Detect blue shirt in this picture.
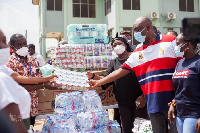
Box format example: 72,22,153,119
172,54,200,118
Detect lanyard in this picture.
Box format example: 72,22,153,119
16,58,32,75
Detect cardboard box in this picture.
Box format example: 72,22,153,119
93,70,117,106
95,86,117,106
38,90,70,103
93,70,106,76
37,89,54,102
38,101,55,115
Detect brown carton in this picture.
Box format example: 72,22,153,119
38,101,54,115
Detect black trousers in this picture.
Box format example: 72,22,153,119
30,116,36,126
117,105,148,133
113,108,121,127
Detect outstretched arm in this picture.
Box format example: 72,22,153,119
87,72,104,80
11,72,57,84
21,82,58,92
88,68,130,89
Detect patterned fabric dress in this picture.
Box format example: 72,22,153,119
7,53,42,117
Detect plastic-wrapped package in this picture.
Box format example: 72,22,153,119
86,44,93,56
100,44,107,56
132,118,153,133
67,24,108,44
108,120,121,133
82,91,103,112
77,111,109,131
101,56,108,68
42,91,121,133
93,56,101,69
93,44,100,56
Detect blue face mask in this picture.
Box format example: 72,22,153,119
134,27,146,43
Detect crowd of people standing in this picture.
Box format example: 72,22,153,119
0,16,200,133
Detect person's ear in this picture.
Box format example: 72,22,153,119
187,42,193,50
146,25,150,31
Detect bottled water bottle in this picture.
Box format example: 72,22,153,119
108,120,121,133
83,91,103,112
55,91,84,114
43,91,112,133
77,111,109,131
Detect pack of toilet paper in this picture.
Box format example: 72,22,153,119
67,24,109,44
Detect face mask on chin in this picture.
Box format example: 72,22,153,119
134,27,147,43
15,47,29,57
114,45,126,55
0,47,10,65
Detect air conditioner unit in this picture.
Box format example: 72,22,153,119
150,12,159,19
166,12,176,21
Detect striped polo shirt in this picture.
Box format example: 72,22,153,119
121,34,179,114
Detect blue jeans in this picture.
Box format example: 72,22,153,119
176,117,198,133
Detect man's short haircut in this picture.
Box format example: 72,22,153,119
166,30,178,37
10,34,24,46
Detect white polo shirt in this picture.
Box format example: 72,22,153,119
0,65,14,76
0,71,31,119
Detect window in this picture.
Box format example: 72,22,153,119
108,29,112,43
47,0,54,10
47,0,62,11
105,0,111,16
55,0,62,11
73,0,96,18
123,0,140,10
167,28,173,31
179,0,194,12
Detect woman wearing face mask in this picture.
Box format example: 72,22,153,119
168,33,200,133
87,33,147,133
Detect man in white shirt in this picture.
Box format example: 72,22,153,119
28,44,45,67
0,71,30,133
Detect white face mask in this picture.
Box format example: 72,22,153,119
174,43,188,57
0,47,10,65
16,47,28,57
114,45,126,55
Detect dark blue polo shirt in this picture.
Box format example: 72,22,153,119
172,54,200,118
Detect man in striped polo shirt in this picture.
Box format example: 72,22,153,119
88,16,178,133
